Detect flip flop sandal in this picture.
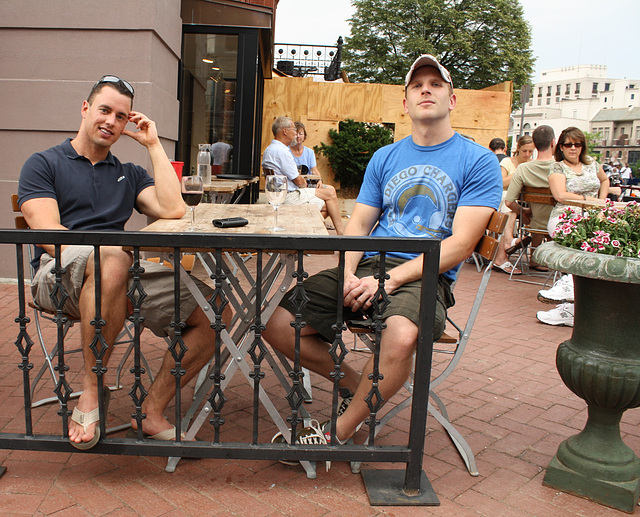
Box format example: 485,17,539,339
69,389,111,450
125,425,187,441
493,261,522,275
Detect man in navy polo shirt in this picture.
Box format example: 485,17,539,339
18,76,227,449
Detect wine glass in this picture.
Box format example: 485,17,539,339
265,175,287,232
181,176,204,231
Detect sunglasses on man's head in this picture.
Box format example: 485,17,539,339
562,142,583,148
96,75,135,97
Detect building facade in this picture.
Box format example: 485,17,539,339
0,0,277,278
591,107,640,164
510,65,640,159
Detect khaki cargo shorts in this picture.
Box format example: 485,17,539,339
283,188,325,210
32,245,212,337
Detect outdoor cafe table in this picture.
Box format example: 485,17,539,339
139,203,329,475
564,198,630,211
204,176,259,204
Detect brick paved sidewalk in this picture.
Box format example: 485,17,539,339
0,258,636,516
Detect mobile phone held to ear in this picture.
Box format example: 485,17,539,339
212,217,249,228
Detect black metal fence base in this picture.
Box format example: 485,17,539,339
362,469,440,506
0,466,6,479
1,229,442,506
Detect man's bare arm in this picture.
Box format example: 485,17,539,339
20,198,67,256
292,174,307,188
124,111,185,220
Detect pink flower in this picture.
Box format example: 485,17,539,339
612,240,621,248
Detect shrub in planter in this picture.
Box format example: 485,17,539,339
314,119,393,192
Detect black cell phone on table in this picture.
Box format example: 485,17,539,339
212,217,248,228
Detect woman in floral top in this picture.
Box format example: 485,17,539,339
537,127,609,328
547,127,609,236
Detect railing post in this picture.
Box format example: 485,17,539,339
361,245,441,506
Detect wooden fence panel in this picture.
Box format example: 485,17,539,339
262,76,512,190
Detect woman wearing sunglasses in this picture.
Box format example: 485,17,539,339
546,126,609,235
536,126,609,327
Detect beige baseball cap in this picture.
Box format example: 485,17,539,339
404,54,453,88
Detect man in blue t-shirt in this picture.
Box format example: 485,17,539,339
264,55,502,445
18,76,228,449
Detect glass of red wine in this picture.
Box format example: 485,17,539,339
181,176,204,231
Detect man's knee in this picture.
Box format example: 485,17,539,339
86,247,133,286
382,316,418,359
263,307,294,351
185,303,231,330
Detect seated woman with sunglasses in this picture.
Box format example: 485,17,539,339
546,126,609,235
536,127,609,327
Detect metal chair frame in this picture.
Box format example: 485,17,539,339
509,186,558,286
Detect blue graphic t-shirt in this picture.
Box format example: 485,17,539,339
357,133,502,281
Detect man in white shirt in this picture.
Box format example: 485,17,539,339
262,116,325,210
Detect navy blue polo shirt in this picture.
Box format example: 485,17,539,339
18,138,155,269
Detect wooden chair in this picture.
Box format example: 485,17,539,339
509,186,557,285
146,254,195,272
11,194,153,411
348,210,508,476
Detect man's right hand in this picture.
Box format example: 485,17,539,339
343,273,380,312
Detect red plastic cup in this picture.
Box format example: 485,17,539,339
170,161,184,181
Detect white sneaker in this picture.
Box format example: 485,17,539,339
538,274,574,304
536,303,574,327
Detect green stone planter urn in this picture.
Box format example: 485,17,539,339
534,241,640,513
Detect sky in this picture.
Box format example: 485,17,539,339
274,0,640,82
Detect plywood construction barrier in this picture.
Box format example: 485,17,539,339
262,75,512,190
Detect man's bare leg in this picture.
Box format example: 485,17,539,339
314,186,345,235
132,305,231,436
263,306,361,396
334,315,418,442
68,247,132,445
265,310,417,442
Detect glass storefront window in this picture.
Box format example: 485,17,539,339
180,33,239,176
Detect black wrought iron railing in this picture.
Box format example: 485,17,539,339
0,228,440,505
274,37,343,80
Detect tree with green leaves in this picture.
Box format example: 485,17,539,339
585,131,602,162
344,0,534,99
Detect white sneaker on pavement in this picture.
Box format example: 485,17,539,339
536,303,574,327
538,274,574,304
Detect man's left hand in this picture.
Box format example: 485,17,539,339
122,111,160,148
